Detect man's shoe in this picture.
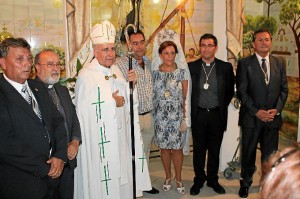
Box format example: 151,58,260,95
190,183,203,196
144,187,159,194
207,182,225,194
239,179,252,198
238,186,249,198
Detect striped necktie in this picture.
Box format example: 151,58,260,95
261,58,268,81
21,85,42,120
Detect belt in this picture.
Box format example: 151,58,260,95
139,111,151,115
198,106,219,112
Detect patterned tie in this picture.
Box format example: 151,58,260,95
21,85,42,120
261,58,268,81
21,84,32,105
48,86,59,110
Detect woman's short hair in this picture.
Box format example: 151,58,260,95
158,40,178,54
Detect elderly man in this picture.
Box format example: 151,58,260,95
35,49,81,199
74,20,151,199
0,38,67,199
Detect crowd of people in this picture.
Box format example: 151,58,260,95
0,19,292,199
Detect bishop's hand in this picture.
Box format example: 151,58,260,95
112,90,125,107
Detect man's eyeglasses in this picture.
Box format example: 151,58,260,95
200,44,215,49
99,47,116,53
38,63,63,69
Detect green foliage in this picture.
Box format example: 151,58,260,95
59,58,83,92
243,15,278,52
279,0,300,25
243,30,254,49
244,15,277,35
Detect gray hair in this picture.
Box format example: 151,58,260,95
0,38,31,58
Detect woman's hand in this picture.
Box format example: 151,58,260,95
179,118,188,132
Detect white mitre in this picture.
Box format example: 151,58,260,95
90,20,116,44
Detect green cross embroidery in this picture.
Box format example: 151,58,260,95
138,145,146,173
98,125,110,159
101,163,111,195
92,87,104,119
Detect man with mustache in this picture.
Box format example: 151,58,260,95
35,49,81,199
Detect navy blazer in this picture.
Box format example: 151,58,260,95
0,77,67,177
236,54,288,128
188,58,235,131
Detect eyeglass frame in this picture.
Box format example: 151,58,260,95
37,62,63,70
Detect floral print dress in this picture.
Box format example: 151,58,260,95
152,68,188,149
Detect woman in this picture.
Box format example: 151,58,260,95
152,40,189,194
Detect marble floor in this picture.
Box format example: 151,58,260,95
142,147,261,199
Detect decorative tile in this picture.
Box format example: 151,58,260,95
44,34,61,47
14,19,30,35
45,20,60,34
13,0,28,6
30,34,46,49
13,5,29,20
59,34,66,48
28,0,43,6
0,0,13,5
0,5,13,21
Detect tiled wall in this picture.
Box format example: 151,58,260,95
0,0,65,54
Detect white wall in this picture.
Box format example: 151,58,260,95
213,1,241,171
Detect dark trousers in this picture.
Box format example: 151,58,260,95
192,107,224,185
240,124,279,182
48,165,75,199
0,164,49,199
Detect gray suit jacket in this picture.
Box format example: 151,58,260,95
236,54,288,128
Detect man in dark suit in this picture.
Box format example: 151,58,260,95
35,49,81,199
0,38,67,199
189,33,234,196
236,29,288,198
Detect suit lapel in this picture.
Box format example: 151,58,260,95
28,80,46,122
54,84,69,121
193,59,202,94
0,78,40,122
250,55,268,88
267,55,278,91
215,59,223,106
